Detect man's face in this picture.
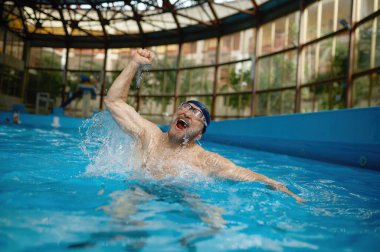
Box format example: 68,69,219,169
168,103,205,145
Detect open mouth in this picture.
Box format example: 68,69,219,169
176,118,189,130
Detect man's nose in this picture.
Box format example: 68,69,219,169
184,109,193,117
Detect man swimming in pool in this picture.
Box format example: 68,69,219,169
105,48,304,203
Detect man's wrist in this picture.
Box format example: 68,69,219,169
130,61,140,68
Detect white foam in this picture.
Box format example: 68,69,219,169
79,111,216,187
79,111,139,178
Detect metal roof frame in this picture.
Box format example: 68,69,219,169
1,0,317,48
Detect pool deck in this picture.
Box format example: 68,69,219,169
1,107,379,171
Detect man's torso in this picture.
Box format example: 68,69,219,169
139,132,210,179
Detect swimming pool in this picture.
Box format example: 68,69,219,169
1,112,379,251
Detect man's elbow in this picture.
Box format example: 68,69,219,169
104,96,119,108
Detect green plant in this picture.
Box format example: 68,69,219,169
221,68,251,112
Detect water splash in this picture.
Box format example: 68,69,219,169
79,111,213,185
195,139,202,146
79,111,139,178
182,128,190,145
135,64,151,89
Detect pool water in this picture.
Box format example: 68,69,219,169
0,113,379,252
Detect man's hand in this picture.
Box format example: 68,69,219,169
295,196,306,204
272,183,306,204
132,48,154,65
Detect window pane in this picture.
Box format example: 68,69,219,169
330,82,346,109
259,12,299,55
353,73,380,107
0,66,23,98
180,38,217,67
352,75,370,107
255,90,295,116
304,0,351,42
321,0,335,37
288,12,300,47
301,85,329,112
178,67,214,95
141,70,176,95
305,1,319,42
257,57,271,90
375,17,380,67
29,47,65,69
217,61,252,93
26,69,63,107
272,50,297,88
243,29,256,59
140,96,174,116
219,29,256,63
0,28,4,53
355,17,380,72
4,32,23,60
220,32,243,63
260,22,273,55
357,0,378,21
300,82,346,112
303,35,349,83
317,38,333,77
355,19,373,72
68,48,104,71
274,16,287,51
337,0,352,30
148,44,178,69
106,48,133,71
372,73,380,106
257,50,297,90
215,94,251,117
180,41,197,67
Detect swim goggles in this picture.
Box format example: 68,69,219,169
178,102,208,127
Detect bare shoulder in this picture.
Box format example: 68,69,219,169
140,124,166,148
140,117,163,135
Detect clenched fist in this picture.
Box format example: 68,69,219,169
132,48,154,65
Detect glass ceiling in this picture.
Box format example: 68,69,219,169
1,0,271,47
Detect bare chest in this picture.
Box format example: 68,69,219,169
142,141,203,178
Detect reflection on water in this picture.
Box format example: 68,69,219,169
65,180,227,251
100,183,226,228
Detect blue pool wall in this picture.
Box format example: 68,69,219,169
0,112,83,129
202,107,380,171
1,107,379,171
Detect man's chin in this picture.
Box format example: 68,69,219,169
168,131,185,145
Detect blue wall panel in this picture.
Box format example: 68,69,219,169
202,107,380,171
0,112,83,129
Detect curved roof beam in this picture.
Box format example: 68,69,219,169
163,0,183,38
15,3,29,36
91,1,107,38
128,2,145,45
49,0,69,38
207,0,219,25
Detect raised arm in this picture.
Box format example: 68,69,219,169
203,151,305,203
104,49,161,140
